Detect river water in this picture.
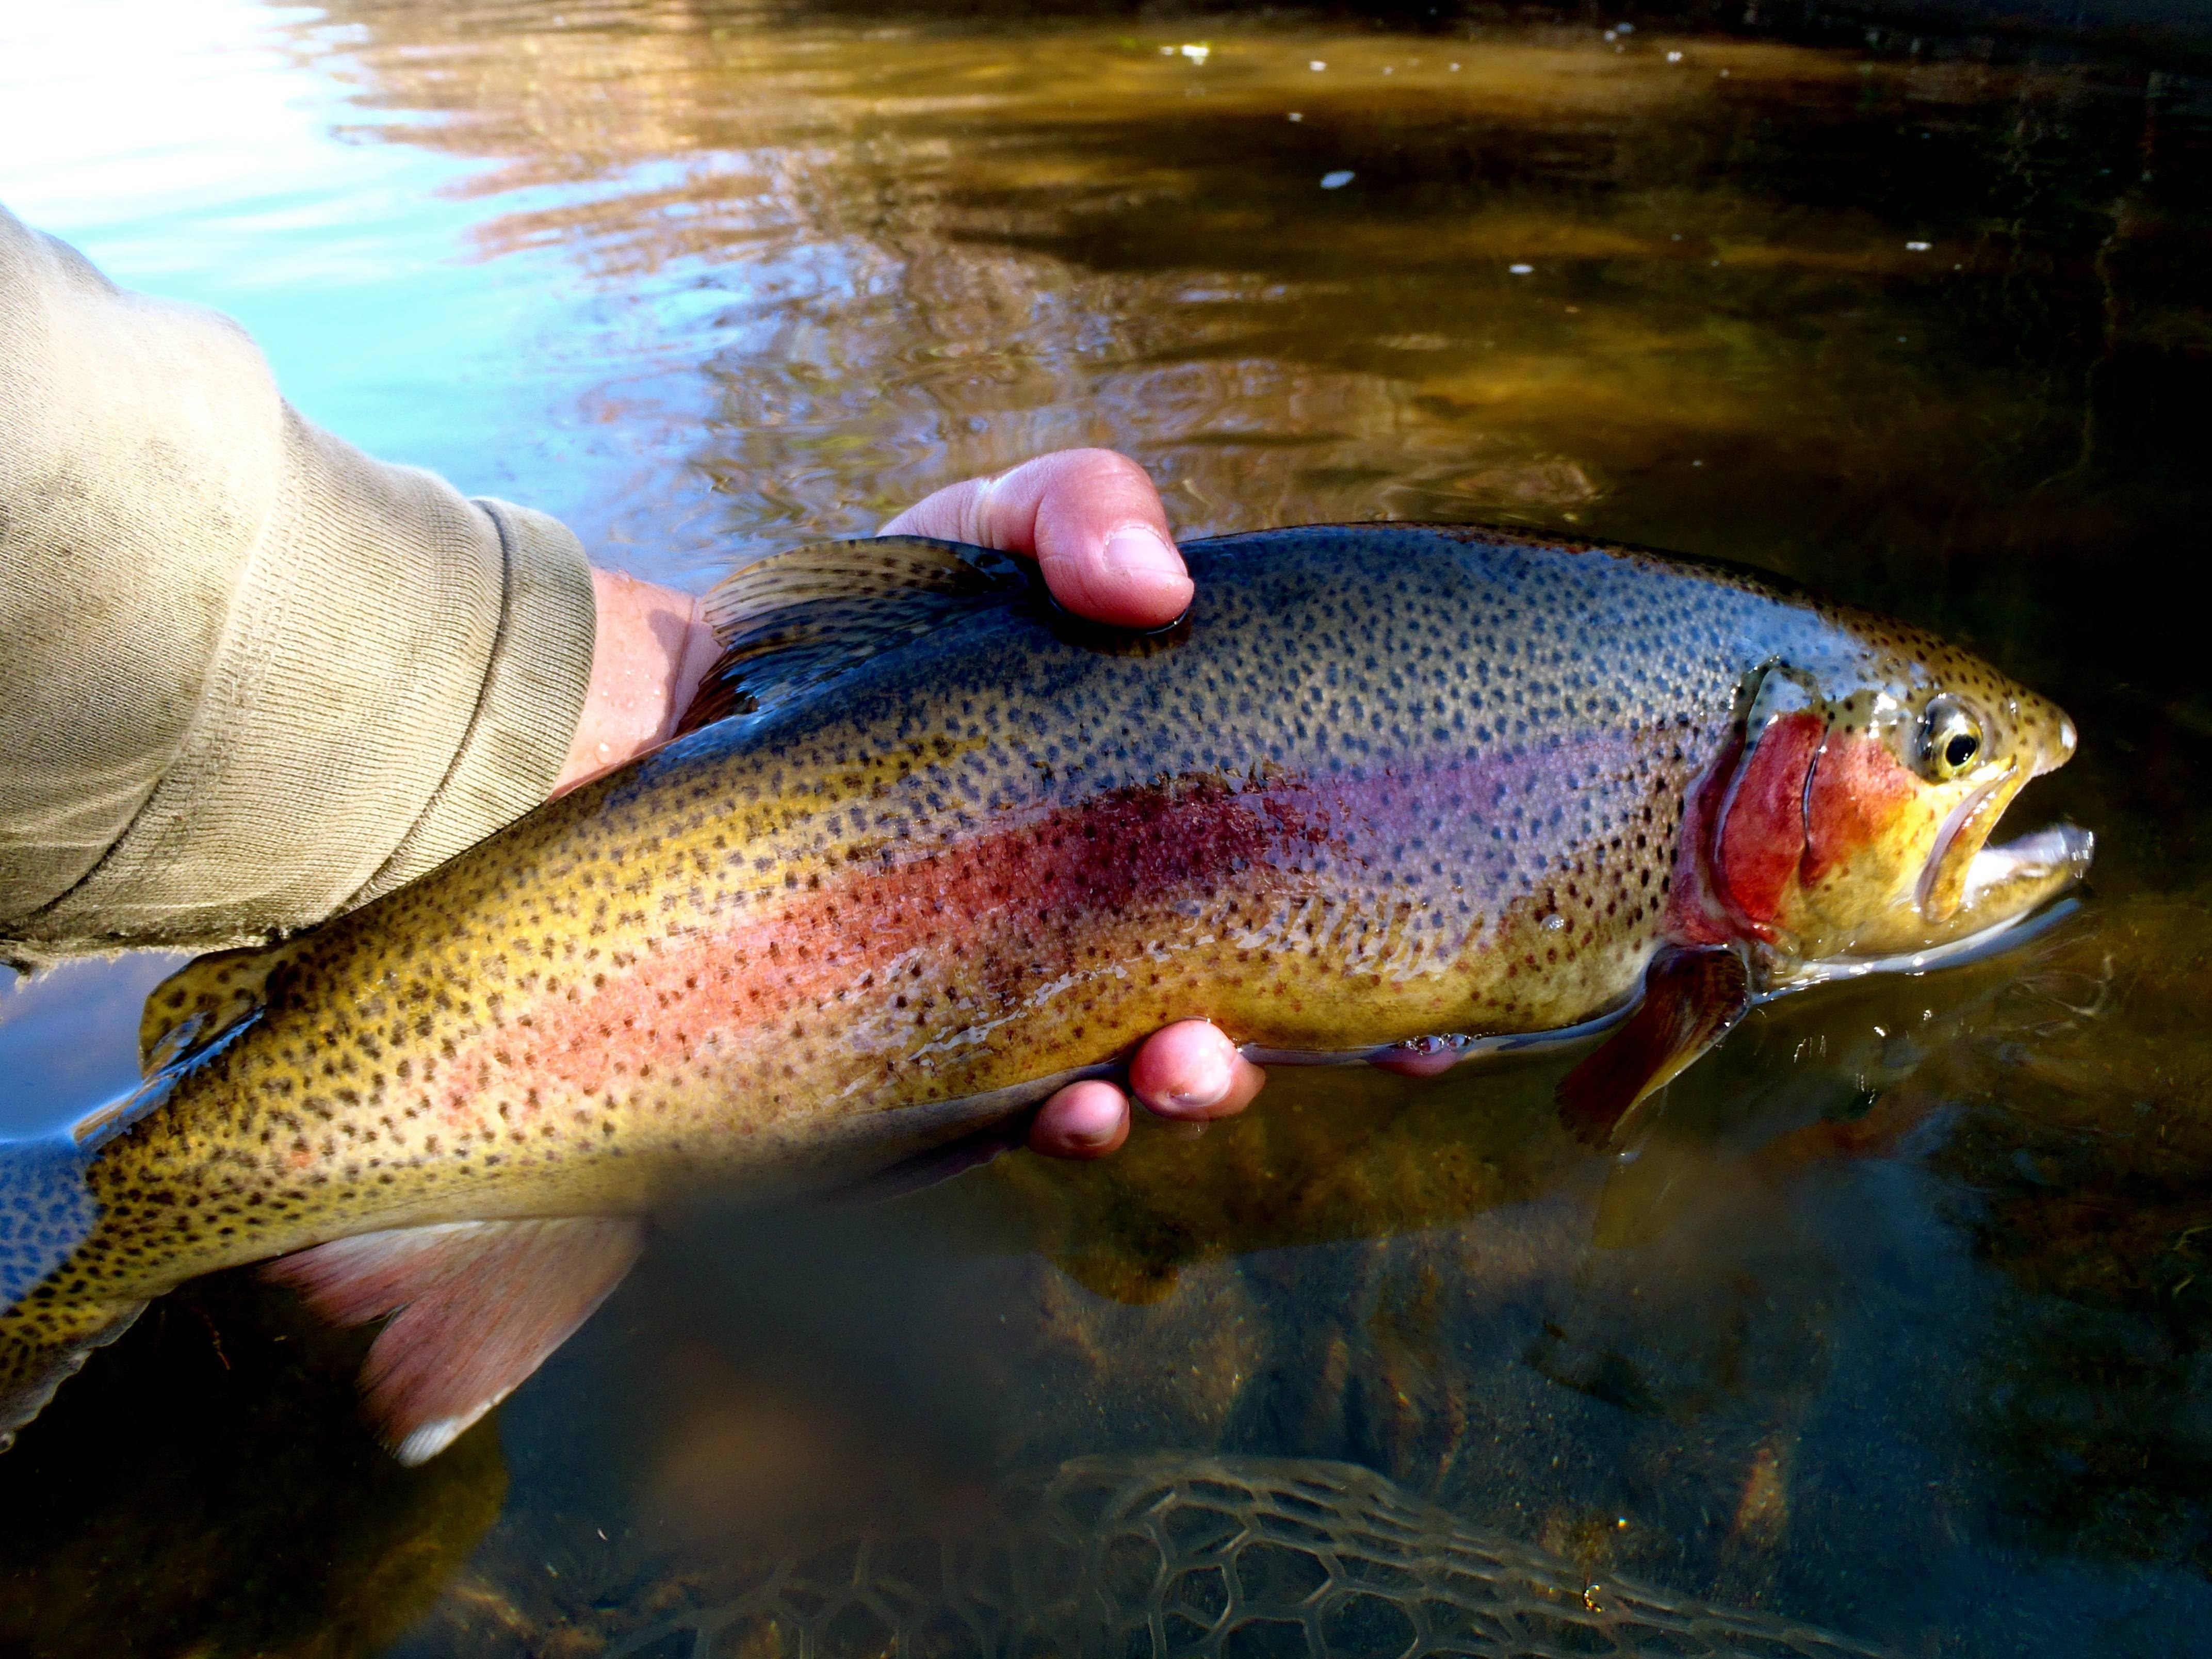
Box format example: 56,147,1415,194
3,2,2210,1654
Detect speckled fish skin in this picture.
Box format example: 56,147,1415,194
1,525,2082,1434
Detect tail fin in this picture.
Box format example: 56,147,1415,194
0,1139,142,1452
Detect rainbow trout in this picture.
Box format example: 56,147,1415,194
0,526,2089,1459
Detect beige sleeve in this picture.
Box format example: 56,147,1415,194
0,205,596,970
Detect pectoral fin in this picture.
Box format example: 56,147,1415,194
266,1216,645,1465
1556,947,1752,1145
138,937,312,1076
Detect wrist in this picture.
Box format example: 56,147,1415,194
552,568,718,796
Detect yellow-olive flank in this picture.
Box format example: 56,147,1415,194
1,527,2090,1459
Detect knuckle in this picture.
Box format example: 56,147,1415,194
1043,446,1145,496
959,475,1004,545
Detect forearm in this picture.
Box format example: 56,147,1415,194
1,204,597,968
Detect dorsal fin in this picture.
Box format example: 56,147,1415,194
674,535,1029,736
136,937,312,1078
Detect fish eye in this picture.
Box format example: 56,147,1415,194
1922,695,1985,778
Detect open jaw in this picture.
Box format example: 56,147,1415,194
1919,729,2094,933
1956,820,2094,916
1916,769,2015,921
1799,761,2093,986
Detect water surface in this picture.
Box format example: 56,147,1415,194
3,2,2210,1654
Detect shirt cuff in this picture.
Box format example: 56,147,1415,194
351,499,596,906
10,415,595,959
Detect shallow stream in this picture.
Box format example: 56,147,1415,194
4,2,2211,1653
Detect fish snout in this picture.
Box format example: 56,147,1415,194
2015,691,2078,780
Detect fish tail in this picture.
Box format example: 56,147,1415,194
0,1140,142,1452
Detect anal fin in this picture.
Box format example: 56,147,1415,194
265,1216,644,1465
833,1116,1032,1206
1556,947,1752,1145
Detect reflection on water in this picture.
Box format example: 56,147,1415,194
0,952,185,1138
1905,903,2212,1576
310,2,2207,603
4,1,2212,1655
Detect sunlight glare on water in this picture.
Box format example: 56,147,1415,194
0,0,684,531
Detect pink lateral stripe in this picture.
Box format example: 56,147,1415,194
442,734,1674,1116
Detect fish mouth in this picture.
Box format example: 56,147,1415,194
1916,746,2092,938
1916,769,2012,921
1781,800,2091,990
1958,821,2095,909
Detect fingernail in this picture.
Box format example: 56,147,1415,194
1101,525,1183,582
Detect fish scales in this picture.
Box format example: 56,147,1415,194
87,532,1781,1212
1,525,2087,1454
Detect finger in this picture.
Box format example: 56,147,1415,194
1127,1019,1268,1121
882,448,1191,629
1368,1045,1463,1079
1028,1079,1131,1159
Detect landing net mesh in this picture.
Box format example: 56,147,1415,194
603,1453,1893,1659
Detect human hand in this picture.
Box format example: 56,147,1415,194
555,451,1195,795
554,448,1264,1156
552,568,722,797
877,446,1191,627
886,451,1264,1157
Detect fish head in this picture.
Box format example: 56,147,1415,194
1696,622,2092,974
